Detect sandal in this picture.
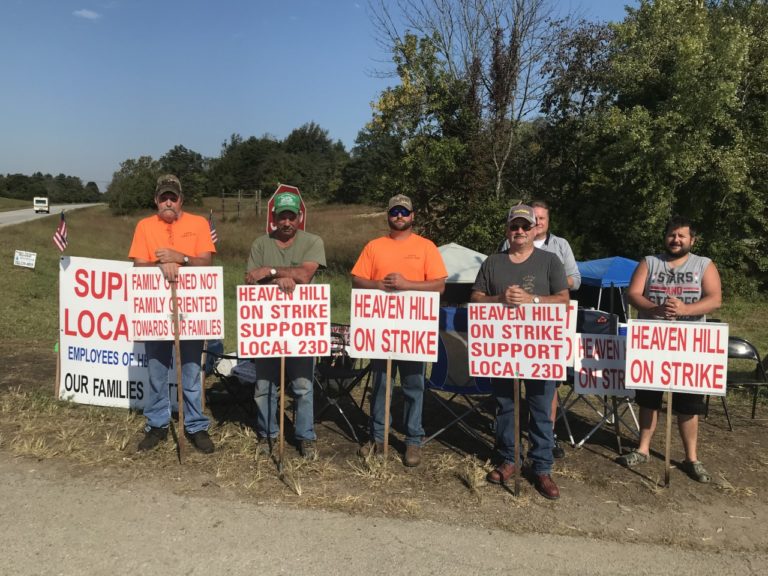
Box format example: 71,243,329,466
617,449,650,468
681,460,711,483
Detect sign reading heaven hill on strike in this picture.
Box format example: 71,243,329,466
574,334,634,398
625,319,729,396
468,303,568,380
237,284,331,358
348,289,440,362
128,267,224,341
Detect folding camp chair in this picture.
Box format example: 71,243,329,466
204,350,258,422
314,323,371,442
706,336,768,430
423,307,494,450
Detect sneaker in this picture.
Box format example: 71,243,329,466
137,427,167,452
486,461,517,485
357,440,383,458
187,430,215,454
552,439,565,460
403,444,422,467
617,449,650,468
298,440,318,461
534,473,560,500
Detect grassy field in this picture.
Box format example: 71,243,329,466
0,197,31,212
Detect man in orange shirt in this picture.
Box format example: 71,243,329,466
351,194,447,466
129,174,216,454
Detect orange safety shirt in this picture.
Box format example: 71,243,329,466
351,233,447,281
128,212,216,262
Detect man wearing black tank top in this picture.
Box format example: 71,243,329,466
619,216,722,483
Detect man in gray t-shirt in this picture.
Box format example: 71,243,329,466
245,192,326,460
471,204,569,500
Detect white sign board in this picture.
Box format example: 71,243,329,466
625,319,729,396
14,250,37,269
237,284,331,358
467,303,568,380
573,334,634,398
348,289,440,362
128,267,224,341
59,257,148,408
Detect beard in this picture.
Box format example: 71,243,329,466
158,207,179,223
388,219,413,231
665,243,691,258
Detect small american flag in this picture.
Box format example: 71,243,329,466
53,211,68,252
208,210,218,244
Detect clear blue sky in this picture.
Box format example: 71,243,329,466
0,1,634,191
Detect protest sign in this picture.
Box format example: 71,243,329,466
574,334,634,398
348,289,440,362
237,284,331,358
128,267,224,341
59,257,148,408
467,303,568,380
625,319,729,396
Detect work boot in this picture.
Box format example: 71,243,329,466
187,430,215,454
403,444,422,467
299,440,318,461
357,440,383,458
137,427,168,452
552,439,565,460
534,473,560,500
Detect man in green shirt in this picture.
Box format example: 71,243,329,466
245,192,326,459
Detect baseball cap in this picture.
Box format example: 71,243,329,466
155,174,182,198
388,194,413,211
273,192,301,214
507,203,536,225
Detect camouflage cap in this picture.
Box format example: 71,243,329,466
155,174,182,198
388,194,413,211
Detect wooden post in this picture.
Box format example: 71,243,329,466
383,359,393,458
513,378,521,497
200,341,207,413
278,356,286,475
170,282,185,463
664,391,673,486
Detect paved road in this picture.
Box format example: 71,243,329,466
0,203,100,229
1,454,764,576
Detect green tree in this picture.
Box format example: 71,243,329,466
107,156,160,215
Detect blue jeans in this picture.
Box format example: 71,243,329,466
369,360,425,446
253,357,315,441
492,379,555,475
143,340,209,434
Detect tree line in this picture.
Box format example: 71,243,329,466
0,173,101,203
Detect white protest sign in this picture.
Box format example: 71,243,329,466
467,303,568,380
14,250,37,269
128,267,224,341
573,333,634,398
59,256,149,408
625,319,729,396
237,284,331,358
348,289,440,362
565,299,578,366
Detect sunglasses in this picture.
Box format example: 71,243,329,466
389,207,412,217
508,223,532,232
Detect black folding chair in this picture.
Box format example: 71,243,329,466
204,350,258,422
707,336,768,429
314,323,371,442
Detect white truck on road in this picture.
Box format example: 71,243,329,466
33,197,50,214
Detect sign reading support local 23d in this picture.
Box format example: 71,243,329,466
266,183,306,234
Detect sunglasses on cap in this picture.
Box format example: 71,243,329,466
508,222,532,232
388,207,412,217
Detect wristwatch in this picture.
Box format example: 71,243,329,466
269,268,278,278
532,296,540,304
182,255,190,266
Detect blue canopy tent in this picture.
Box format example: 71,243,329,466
576,257,639,322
